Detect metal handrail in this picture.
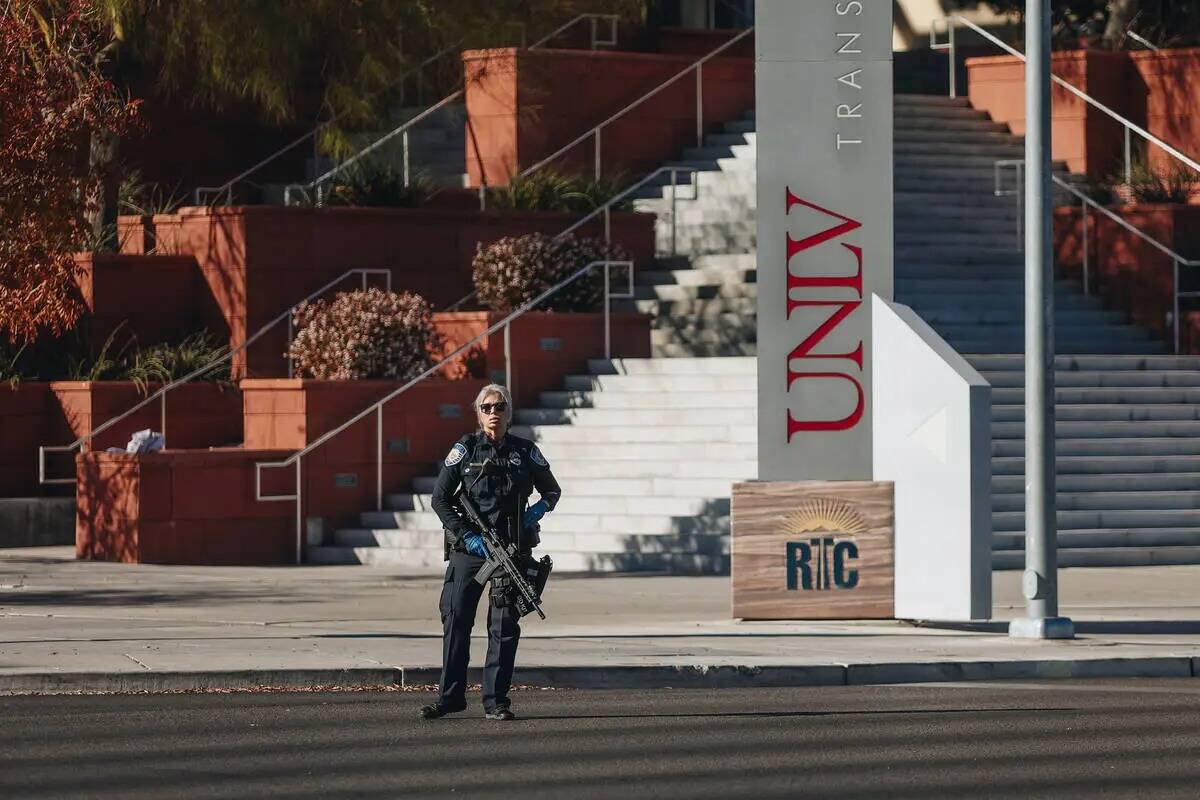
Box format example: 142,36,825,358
255,258,635,564
994,159,1200,354
38,268,392,485
194,45,460,207
284,13,624,207
442,164,700,313
931,14,1200,183
510,26,754,191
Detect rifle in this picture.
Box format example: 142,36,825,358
457,462,550,620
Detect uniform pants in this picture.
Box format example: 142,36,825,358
437,551,521,712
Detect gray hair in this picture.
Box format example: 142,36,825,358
474,383,513,413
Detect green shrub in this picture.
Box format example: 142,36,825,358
325,162,431,208
2,322,230,392
472,233,629,313
287,288,443,380
123,330,231,391
1116,159,1199,204
488,170,632,214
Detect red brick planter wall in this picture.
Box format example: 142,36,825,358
967,50,1135,179
0,384,53,497
653,27,754,58
76,449,295,564
1054,204,1200,348
74,253,202,351
433,310,653,408
140,206,654,378
464,47,753,186
241,378,487,528
1129,49,1200,174
49,382,243,453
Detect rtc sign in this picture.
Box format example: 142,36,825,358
731,480,894,620
755,0,894,481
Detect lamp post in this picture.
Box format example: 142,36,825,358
1010,0,1074,640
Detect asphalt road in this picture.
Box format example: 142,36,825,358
3,680,1200,799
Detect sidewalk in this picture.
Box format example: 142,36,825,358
2,547,1199,693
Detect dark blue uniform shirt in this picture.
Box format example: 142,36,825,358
431,431,561,555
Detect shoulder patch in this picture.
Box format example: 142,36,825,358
444,443,467,467
530,446,548,468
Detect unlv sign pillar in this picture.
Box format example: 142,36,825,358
733,1,895,619
755,0,893,480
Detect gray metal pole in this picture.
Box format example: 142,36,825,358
1010,0,1073,640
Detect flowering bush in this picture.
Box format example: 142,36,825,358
472,233,629,313
287,289,443,380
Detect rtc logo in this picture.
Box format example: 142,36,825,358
782,497,863,592
784,189,865,440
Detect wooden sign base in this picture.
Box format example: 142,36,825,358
731,480,895,620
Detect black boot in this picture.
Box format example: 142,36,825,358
420,701,466,720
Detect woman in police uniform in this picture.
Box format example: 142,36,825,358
421,384,561,721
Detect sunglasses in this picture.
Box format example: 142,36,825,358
479,402,509,414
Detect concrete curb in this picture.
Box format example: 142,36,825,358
3,657,1198,695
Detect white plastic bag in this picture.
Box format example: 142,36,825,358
125,429,165,454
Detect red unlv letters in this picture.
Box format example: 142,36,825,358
785,188,865,439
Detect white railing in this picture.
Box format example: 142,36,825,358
39,268,391,486
284,13,622,208
995,159,1200,354
255,258,633,564
931,15,1200,184
501,25,754,200
254,155,713,562
193,45,459,207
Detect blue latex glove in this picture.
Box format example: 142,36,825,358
463,533,489,558
523,500,549,528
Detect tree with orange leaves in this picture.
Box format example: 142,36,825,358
0,1,138,344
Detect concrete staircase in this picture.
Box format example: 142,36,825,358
262,103,467,203
311,93,1200,571
345,103,468,188
625,94,1200,569
307,357,753,572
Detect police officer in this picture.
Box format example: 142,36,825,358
420,383,561,721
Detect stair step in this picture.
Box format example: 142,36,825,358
538,390,758,409
895,117,1008,133
992,455,1200,475
893,94,972,108
337,528,731,555
588,357,755,375
562,373,756,393
993,546,1200,569
992,490,1200,512
992,420,1200,439
992,405,1200,423
516,406,756,427
993,528,1200,551
507,423,757,444
993,508,1200,532
992,388,1200,405
651,342,758,358
994,438,1200,458
361,509,731,534
512,458,757,479
980,370,1200,389
969,355,1200,371
308,546,730,573
994,472,1200,493
499,441,757,461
